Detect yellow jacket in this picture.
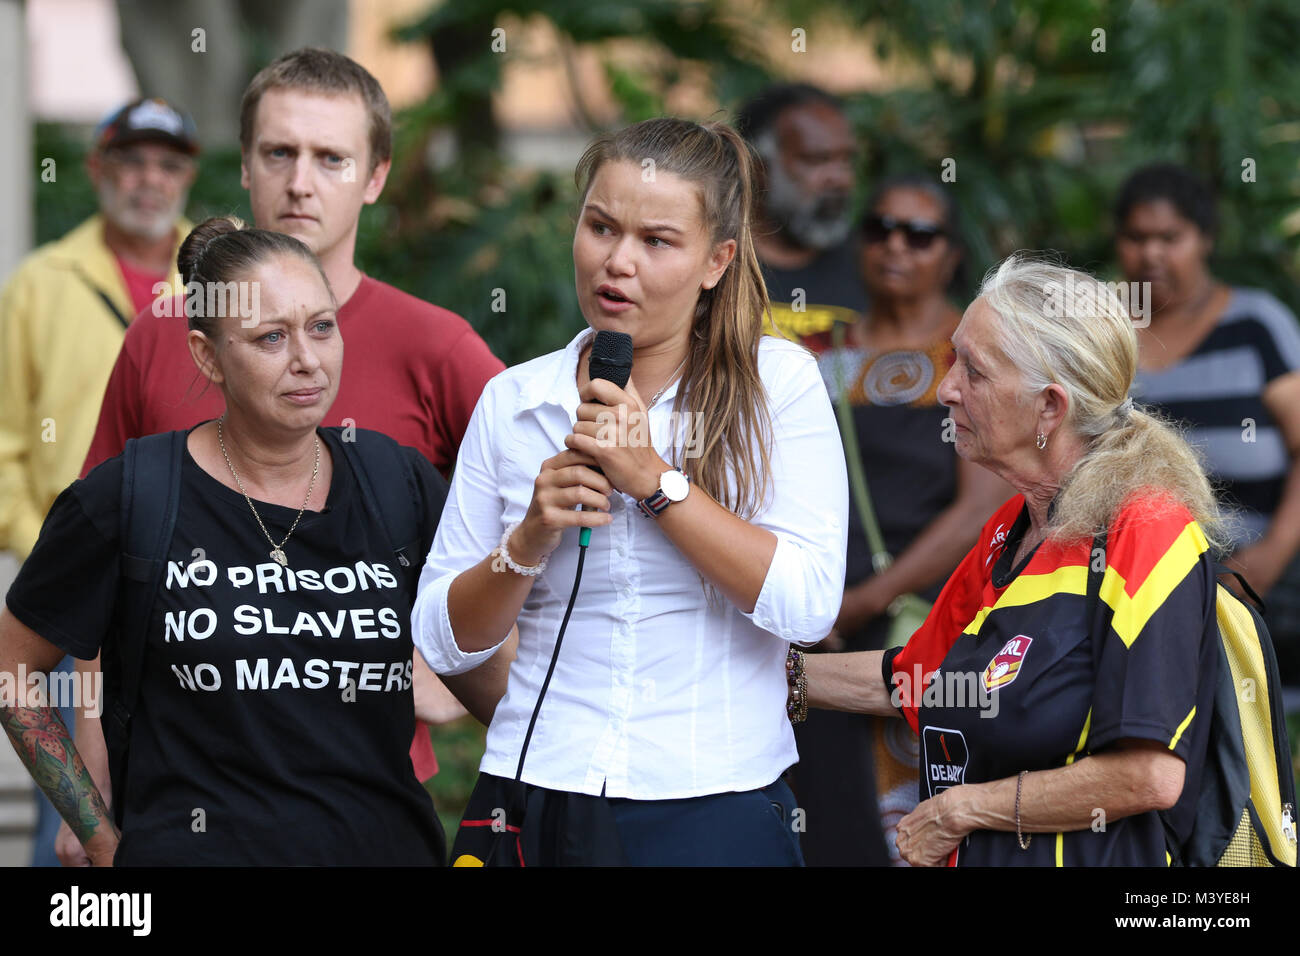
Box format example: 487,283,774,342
0,215,189,558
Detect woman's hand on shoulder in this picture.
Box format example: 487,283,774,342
568,378,669,503
512,449,614,564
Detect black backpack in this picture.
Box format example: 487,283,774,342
104,427,423,827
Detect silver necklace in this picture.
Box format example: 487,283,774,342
648,357,688,409
217,417,320,567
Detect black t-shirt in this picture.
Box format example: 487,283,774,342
889,494,1219,866
761,237,869,313
761,239,869,340
6,426,448,865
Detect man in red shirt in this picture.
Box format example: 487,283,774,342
83,52,502,475
63,50,508,863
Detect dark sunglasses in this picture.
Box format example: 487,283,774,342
862,214,947,250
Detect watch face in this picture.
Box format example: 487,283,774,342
661,469,689,502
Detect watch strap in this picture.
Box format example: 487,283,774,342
638,468,687,519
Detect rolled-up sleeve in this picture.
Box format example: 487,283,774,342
411,377,512,675
740,342,848,644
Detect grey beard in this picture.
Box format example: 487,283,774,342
763,159,852,251
779,205,853,251
98,181,185,242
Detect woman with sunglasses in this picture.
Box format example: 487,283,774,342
791,175,1010,867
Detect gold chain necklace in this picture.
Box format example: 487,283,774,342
217,417,320,567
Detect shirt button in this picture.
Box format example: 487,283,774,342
616,545,627,557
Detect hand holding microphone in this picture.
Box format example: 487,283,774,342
510,330,637,563
569,331,672,507
510,447,613,565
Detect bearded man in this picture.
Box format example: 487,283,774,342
739,84,866,339
0,97,197,561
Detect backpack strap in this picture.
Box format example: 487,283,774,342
1212,561,1267,614
110,430,186,827
335,429,422,579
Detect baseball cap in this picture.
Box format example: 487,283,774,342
95,97,200,155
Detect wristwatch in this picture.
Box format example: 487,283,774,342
638,467,690,518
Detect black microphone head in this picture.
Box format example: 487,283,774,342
589,330,634,390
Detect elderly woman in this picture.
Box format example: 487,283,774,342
0,218,477,865
801,255,1222,866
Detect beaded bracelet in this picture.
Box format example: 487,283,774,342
786,647,808,724
491,521,549,577
1016,770,1031,849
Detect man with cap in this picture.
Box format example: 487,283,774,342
0,96,198,865
0,97,197,563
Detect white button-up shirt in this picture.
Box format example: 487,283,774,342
412,329,848,799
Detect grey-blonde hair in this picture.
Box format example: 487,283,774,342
977,253,1224,547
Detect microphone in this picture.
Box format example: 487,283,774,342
588,329,634,392
580,330,634,547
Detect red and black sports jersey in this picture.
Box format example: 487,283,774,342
886,493,1218,866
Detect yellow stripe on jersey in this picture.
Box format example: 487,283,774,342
1099,522,1208,649
1057,708,1094,867
1169,706,1196,750
963,565,1087,636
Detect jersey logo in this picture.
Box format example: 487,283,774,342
982,635,1034,691
921,726,969,799
984,523,1009,568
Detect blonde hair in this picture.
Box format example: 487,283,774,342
977,253,1224,547
575,118,773,519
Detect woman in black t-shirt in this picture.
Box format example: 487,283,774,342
0,218,448,865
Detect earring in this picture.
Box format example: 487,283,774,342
1035,432,1047,451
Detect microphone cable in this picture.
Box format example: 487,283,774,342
514,328,631,782
513,535,588,782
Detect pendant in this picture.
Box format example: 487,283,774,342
271,548,288,567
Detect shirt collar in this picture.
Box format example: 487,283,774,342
512,327,690,416
514,326,595,416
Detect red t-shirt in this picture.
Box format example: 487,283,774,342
82,274,505,780
113,254,168,316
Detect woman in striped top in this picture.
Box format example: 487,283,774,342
1114,163,1300,681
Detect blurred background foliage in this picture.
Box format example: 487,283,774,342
33,0,1300,818
38,0,1300,365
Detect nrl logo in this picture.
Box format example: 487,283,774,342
982,634,1033,691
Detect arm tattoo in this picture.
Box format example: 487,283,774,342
1,704,112,844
